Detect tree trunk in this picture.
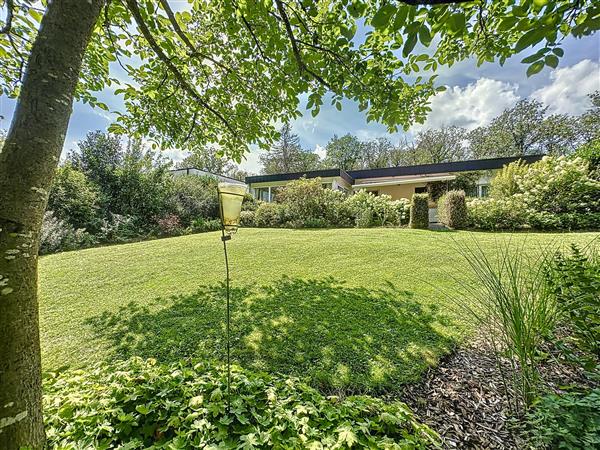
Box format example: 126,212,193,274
0,1,104,448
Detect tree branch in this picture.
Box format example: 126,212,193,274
0,0,14,34
124,0,238,141
240,13,271,62
400,0,475,5
274,0,334,91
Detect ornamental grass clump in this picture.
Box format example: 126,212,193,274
450,240,559,411
43,358,439,449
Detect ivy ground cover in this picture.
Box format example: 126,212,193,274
39,228,597,395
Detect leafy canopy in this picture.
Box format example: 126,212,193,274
1,0,598,161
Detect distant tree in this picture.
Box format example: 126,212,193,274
260,124,320,174
361,137,395,169
389,137,420,167
469,100,548,158
468,99,584,157
228,168,251,182
414,126,468,163
578,91,600,144
69,131,122,189
176,146,236,175
324,134,363,170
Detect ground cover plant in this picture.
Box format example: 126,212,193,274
44,358,439,449
38,229,596,397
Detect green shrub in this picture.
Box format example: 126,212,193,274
472,155,600,231
490,159,528,198
48,164,101,233
254,202,286,227
242,193,259,211
527,389,600,450
169,175,219,227
517,156,600,215
438,190,468,229
356,208,374,228
467,197,529,230
545,244,600,358
409,193,429,229
40,211,96,254
346,191,409,227
240,210,256,227
190,218,221,233
44,358,439,449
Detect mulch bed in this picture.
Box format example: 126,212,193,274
401,331,598,449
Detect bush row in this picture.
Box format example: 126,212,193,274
42,164,255,254
243,179,410,229
468,154,600,231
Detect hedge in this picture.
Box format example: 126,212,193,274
409,193,429,229
438,190,468,229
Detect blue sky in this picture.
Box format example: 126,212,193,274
0,30,598,174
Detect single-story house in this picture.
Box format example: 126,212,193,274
170,167,246,185
245,155,543,203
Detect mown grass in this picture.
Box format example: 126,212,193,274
39,228,597,395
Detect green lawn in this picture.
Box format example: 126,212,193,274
39,228,597,396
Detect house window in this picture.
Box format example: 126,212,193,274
368,190,379,196
255,187,270,202
415,186,427,194
478,185,490,198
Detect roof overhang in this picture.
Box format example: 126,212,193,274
352,174,456,189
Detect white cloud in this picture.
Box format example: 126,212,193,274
532,59,599,115
314,144,326,159
411,78,520,133
162,148,189,163
238,147,266,174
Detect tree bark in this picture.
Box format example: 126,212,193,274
0,1,104,448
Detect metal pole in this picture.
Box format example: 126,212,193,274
221,227,231,414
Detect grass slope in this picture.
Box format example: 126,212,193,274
39,228,597,395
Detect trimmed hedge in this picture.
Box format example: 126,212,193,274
409,193,429,229
44,358,440,448
438,190,468,229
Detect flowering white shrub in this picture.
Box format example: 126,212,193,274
469,155,600,230
40,211,95,254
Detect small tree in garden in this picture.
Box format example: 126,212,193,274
438,190,468,229
410,193,429,229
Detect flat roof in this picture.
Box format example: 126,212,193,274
245,168,353,185
245,155,544,185
170,167,245,184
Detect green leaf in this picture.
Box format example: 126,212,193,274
372,4,396,29
544,54,559,68
135,404,150,415
527,61,545,77
515,28,546,52
521,52,543,64
403,34,417,58
418,26,432,47
448,13,466,33
552,47,564,57
337,426,358,446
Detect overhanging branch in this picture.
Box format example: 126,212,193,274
0,0,14,34
274,0,334,91
125,0,238,142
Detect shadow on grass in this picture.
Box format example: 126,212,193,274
86,276,456,395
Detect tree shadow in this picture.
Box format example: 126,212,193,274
86,276,457,396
